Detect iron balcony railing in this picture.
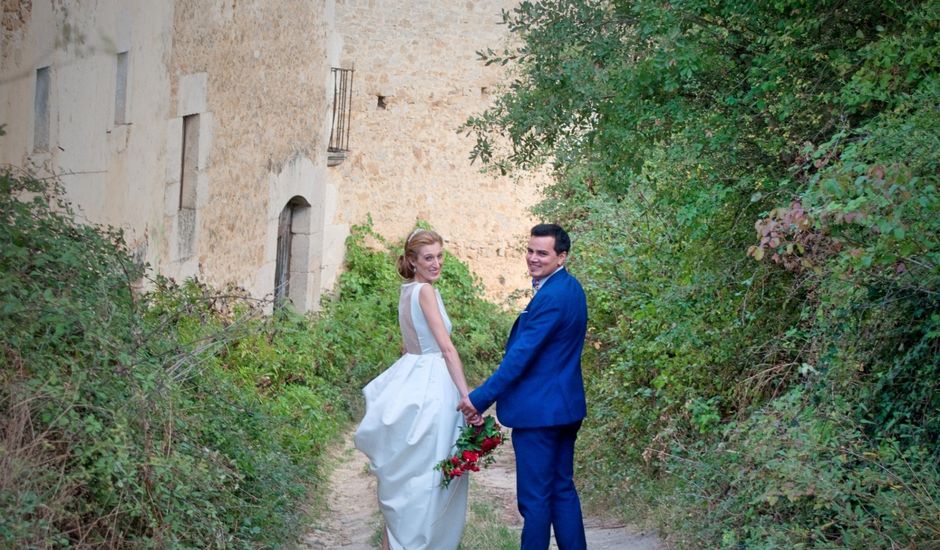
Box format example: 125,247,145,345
328,67,354,154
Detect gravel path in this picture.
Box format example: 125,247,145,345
468,433,665,550
302,432,378,549
302,430,665,549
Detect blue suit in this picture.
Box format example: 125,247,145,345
469,267,587,549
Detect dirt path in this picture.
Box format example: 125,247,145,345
468,435,665,550
302,432,378,549
302,430,665,549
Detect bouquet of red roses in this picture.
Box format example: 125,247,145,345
434,415,505,488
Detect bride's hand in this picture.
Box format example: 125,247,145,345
457,396,477,416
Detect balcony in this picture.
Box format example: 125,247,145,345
328,67,354,166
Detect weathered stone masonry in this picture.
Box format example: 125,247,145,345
1,0,542,309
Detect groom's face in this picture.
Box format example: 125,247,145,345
526,236,567,279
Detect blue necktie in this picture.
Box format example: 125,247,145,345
532,278,541,292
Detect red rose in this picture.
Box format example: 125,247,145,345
434,415,505,488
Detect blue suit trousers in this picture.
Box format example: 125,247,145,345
512,421,586,550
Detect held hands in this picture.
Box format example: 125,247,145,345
457,396,483,426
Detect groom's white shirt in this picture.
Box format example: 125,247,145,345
533,265,565,292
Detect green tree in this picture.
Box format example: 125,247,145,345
466,0,940,545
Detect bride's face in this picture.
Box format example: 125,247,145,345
413,242,444,284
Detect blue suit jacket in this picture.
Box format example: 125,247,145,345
469,267,587,428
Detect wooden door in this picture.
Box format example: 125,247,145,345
274,203,293,306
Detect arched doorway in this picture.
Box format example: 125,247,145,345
274,196,311,307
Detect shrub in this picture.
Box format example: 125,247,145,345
465,0,940,545
0,172,340,547
317,219,513,392
0,174,510,547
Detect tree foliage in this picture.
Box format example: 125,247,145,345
466,0,940,545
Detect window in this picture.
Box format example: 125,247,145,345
176,114,200,259
33,66,50,151
179,114,199,210
114,51,129,124
328,67,354,155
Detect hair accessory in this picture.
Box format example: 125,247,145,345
406,228,423,244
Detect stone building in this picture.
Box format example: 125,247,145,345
0,0,539,311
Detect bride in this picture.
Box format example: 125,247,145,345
354,229,477,550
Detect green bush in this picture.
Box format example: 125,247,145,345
318,219,513,392
465,0,940,545
0,172,343,547
0,174,510,547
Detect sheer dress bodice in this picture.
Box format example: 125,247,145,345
399,282,452,355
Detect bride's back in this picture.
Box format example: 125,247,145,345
399,282,452,355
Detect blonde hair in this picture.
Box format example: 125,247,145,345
397,229,444,279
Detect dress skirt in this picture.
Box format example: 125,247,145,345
354,351,468,550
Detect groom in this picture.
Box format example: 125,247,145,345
459,223,588,550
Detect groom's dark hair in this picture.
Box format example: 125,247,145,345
531,223,571,255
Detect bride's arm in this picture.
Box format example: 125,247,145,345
418,284,471,399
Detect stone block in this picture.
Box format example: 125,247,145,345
290,232,312,271
194,171,210,209
164,181,180,216
291,204,312,235
109,124,129,154
264,214,280,259
323,179,339,220
197,111,213,170
165,117,182,183
115,8,133,51
177,207,196,259
319,223,349,291
288,270,315,311
178,72,207,116
178,255,198,281
254,261,277,302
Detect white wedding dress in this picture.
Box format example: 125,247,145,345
354,282,468,550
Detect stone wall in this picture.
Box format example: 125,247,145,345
2,0,544,309
166,0,344,308
0,0,175,267
331,0,542,300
